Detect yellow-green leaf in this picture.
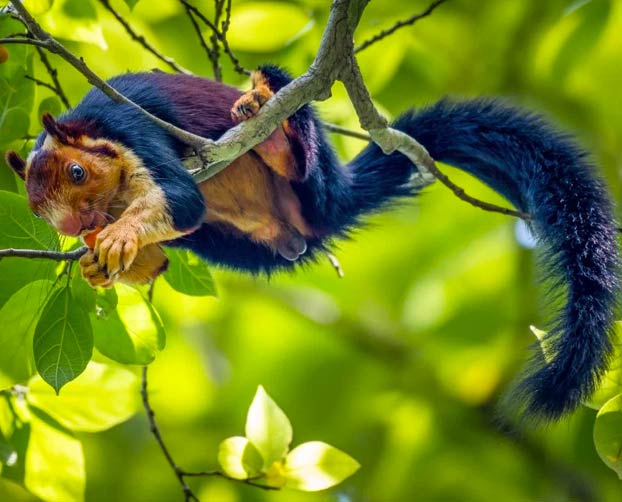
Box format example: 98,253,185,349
24,409,85,502
217,436,263,480
27,362,140,432
227,2,312,52
92,284,165,365
593,394,622,479
245,386,292,469
284,441,360,491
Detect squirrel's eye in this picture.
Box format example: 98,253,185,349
69,163,86,184
32,211,41,219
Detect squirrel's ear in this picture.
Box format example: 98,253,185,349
42,113,71,144
5,151,26,180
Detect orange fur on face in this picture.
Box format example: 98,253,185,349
25,136,125,236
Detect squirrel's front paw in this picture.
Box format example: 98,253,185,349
231,91,262,122
93,223,139,276
79,250,116,288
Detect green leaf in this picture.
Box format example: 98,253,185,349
0,258,56,310
62,0,97,19
586,322,622,409
245,386,292,469
227,2,312,52
33,286,93,393
124,0,141,10
284,441,360,491
0,191,59,251
71,267,97,314
92,284,165,365
37,96,62,119
593,394,622,479
27,361,139,432
217,436,263,480
24,409,85,502
163,249,217,297
0,280,53,388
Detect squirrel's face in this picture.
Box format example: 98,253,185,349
5,114,127,237
21,146,123,236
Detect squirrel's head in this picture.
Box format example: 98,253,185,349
5,114,129,236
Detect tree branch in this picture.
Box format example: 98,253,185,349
178,0,250,77
35,47,71,109
141,366,199,502
354,0,449,53
141,365,279,500
98,0,191,75
0,246,87,261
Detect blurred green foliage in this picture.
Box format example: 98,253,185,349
0,0,621,500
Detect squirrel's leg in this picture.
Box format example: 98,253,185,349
231,65,319,181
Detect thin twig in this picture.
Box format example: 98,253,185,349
0,246,87,261
182,471,278,491
183,6,215,76
354,0,448,53
141,366,199,502
35,47,71,108
98,0,192,75
427,162,531,220
24,74,57,93
0,37,47,47
324,122,371,141
209,0,224,81
179,0,250,76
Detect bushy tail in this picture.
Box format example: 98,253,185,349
348,99,620,420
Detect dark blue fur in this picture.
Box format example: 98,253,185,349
43,69,620,420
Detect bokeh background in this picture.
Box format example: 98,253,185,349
1,0,621,501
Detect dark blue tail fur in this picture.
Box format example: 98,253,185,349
347,99,620,419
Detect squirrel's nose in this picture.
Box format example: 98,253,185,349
57,214,82,236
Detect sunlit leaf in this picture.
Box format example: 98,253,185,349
163,249,217,297
33,286,93,393
23,0,54,15
0,280,53,388
92,284,165,365
217,436,263,480
39,3,107,49
530,325,554,364
245,386,292,469
593,394,622,479
227,2,312,52
24,409,85,502
284,441,360,491
27,361,140,432
586,322,622,410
